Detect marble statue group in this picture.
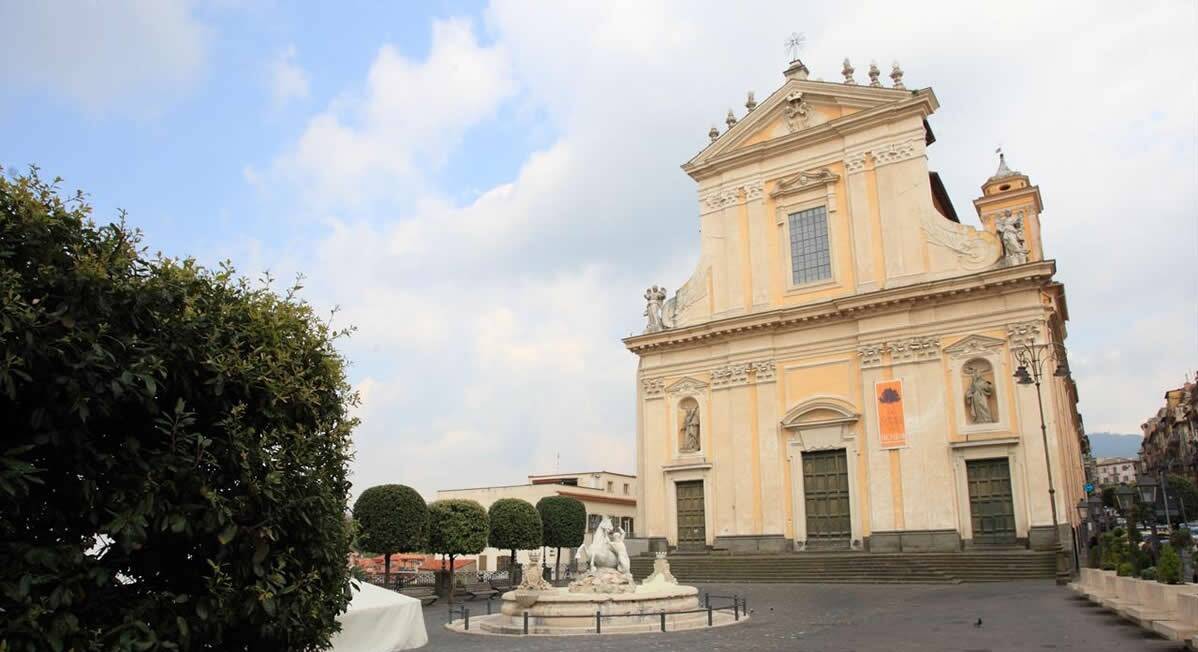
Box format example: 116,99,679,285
570,516,634,593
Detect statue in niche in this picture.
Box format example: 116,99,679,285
643,285,668,333
680,401,701,452
964,363,996,424
995,209,1029,266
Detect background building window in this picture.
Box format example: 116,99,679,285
788,206,831,285
623,483,630,495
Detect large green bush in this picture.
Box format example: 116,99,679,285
536,496,586,580
1158,544,1182,584
428,500,488,603
352,484,428,585
488,498,541,580
0,169,358,651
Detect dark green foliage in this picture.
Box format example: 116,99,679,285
1167,475,1198,519
1088,545,1100,569
488,499,542,552
1102,486,1116,509
1171,527,1193,550
536,496,586,548
352,484,428,584
1141,566,1158,580
0,169,358,651
428,500,489,558
488,499,541,577
536,496,586,581
428,500,487,604
1117,562,1133,577
1158,544,1182,584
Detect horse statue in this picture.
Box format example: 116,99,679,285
574,516,630,577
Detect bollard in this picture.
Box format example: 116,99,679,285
707,605,713,627
704,592,710,609
734,598,740,621
486,599,492,615
660,611,666,632
596,611,602,634
742,595,747,614
464,607,469,631
523,611,529,635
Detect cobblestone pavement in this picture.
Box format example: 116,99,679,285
421,581,1182,651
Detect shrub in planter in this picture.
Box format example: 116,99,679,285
1117,562,1134,577
1141,566,1158,581
1158,544,1182,584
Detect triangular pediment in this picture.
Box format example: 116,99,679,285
686,78,918,173
942,334,1007,359
666,377,708,394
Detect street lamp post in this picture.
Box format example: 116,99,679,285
1013,340,1072,584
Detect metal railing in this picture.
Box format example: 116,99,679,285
447,592,746,634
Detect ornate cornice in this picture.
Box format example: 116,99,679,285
1006,320,1042,347
700,180,764,213
710,360,776,389
889,335,940,363
642,377,665,396
943,334,1007,359
770,168,839,199
855,336,939,368
625,261,1057,355
666,377,708,395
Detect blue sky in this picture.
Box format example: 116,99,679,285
2,1,1195,499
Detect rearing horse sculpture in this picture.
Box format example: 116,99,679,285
574,516,631,577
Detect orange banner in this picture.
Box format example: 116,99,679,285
876,379,907,447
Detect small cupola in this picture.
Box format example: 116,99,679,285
981,151,1031,196
973,150,1046,263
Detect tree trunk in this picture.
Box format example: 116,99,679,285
509,549,517,584
555,546,561,582
383,552,392,587
446,554,456,605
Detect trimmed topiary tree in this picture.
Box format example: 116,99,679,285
428,499,488,604
537,496,586,581
0,168,358,651
353,484,428,586
488,498,541,583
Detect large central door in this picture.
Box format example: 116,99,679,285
803,449,851,545
675,480,706,551
966,458,1016,544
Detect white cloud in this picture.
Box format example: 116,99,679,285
256,1,1195,499
0,0,206,113
272,17,515,207
269,45,309,106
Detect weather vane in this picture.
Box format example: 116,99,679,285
785,32,806,63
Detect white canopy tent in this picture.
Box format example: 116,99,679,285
329,582,428,651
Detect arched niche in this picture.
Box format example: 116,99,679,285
961,358,999,426
677,396,701,453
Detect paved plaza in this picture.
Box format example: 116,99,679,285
424,581,1182,651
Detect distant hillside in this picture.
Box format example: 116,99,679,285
1089,432,1142,459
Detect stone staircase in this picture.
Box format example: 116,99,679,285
629,550,1057,584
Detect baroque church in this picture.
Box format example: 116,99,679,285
625,58,1088,555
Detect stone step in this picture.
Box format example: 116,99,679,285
629,550,1056,583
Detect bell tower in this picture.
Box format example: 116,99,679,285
972,151,1045,262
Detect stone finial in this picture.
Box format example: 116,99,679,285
745,91,757,111
890,61,905,90
725,109,737,129
708,125,719,141
868,61,881,87
842,58,856,84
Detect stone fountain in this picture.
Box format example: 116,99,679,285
449,517,747,636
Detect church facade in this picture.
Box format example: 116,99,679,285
625,59,1088,555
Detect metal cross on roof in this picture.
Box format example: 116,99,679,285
785,32,806,63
